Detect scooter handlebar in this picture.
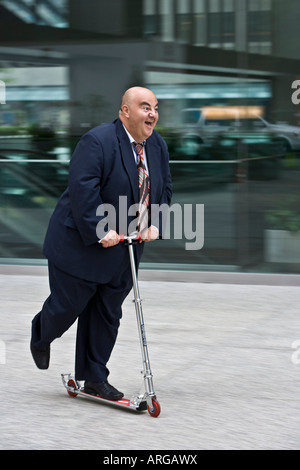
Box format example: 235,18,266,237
119,233,142,243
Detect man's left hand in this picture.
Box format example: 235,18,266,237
139,225,159,242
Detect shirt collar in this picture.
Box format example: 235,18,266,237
122,124,146,146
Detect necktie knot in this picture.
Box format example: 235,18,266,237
133,141,145,165
133,142,143,155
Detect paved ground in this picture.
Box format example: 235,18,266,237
0,267,300,450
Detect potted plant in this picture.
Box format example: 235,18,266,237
264,199,300,263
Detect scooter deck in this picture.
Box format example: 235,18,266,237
73,389,147,412
61,374,147,412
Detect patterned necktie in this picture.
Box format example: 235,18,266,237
133,142,150,232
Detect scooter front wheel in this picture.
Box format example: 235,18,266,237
147,398,161,417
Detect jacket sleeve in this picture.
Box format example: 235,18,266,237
68,132,106,246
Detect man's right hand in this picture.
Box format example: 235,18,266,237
100,230,120,248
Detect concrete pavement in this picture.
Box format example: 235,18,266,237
0,266,300,450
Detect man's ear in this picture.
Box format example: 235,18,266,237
121,104,130,118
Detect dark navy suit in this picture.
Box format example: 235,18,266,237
31,119,172,381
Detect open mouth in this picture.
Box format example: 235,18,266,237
145,120,154,129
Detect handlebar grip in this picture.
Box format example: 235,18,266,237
119,234,142,242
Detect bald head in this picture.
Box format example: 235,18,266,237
119,87,159,142
120,87,156,109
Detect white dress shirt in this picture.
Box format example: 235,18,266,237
122,124,149,172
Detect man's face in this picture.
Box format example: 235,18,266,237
122,89,159,142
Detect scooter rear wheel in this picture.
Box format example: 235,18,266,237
147,398,161,417
67,379,78,398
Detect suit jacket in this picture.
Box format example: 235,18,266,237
43,118,172,283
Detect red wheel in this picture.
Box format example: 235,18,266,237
67,379,78,398
147,398,161,417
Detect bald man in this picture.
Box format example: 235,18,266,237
30,87,172,400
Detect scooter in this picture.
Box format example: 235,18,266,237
61,233,161,417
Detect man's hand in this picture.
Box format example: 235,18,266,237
100,230,120,248
140,225,159,242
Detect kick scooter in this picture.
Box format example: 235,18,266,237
61,233,161,417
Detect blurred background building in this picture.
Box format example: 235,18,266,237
0,0,299,274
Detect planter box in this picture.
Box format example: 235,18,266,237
265,229,300,263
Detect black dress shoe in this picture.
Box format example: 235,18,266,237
84,381,124,400
30,342,50,369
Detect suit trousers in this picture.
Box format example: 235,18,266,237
31,258,134,382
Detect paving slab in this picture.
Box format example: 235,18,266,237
0,269,300,450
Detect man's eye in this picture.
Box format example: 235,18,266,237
142,106,158,112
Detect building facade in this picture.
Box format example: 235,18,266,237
0,0,299,273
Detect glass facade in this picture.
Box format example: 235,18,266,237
0,0,299,274
0,0,68,27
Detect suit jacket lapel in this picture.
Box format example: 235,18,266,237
146,138,161,205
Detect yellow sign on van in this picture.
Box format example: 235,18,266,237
202,106,264,120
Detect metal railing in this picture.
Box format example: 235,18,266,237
0,148,293,273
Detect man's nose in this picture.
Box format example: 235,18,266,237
148,108,156,117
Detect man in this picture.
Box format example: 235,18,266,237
30,87,172,400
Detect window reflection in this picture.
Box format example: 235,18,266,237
0,0,299,274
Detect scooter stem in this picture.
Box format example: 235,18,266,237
126,236,156,399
